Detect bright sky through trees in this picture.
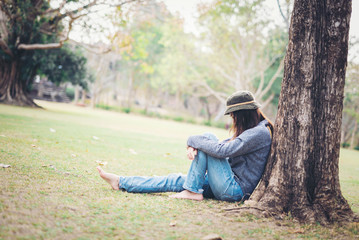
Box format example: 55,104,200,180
162,0,358,62
162,0,358,38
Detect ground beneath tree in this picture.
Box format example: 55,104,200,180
0,101,358,239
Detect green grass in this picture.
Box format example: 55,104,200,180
0,100,358,239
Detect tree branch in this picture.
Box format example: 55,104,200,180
214,65,237,84
69,39,112,54
43,0,67,15
277,0,289,29
258,57,284,100
17,13,82,50
260,93,275,109
194,81,227,104
0,38,13,57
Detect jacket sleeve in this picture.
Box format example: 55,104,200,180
187,127,270,159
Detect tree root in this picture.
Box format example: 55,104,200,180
223,201,281,220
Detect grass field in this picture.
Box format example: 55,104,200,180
0,101,358,240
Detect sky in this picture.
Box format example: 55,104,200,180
161,0,359,39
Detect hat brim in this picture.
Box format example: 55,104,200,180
224,102,261,115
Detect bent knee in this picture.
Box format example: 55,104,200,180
202,132,218,141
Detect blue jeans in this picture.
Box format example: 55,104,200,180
119,134,243,201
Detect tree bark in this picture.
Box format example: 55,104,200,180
0,58,38,107
243,0,355,224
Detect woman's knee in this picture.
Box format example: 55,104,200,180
202,132,218,141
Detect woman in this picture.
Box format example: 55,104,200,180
97,90,273,201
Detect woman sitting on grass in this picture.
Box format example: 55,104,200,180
97,90,273,201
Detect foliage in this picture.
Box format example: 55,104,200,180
196,0,287,106
35,44,91,90
87,0,288,120
343,60,359,148
0,0,58,90
65,87,75,100
0,0,133,106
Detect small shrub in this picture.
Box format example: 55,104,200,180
342,142,350,148
186,118,196,124
172,116,184,122
354,145,359,151
96,104,111,110
213,121,226,129
139,109,147,115
203,120,212,126
121,107,131,114
65,87,75,100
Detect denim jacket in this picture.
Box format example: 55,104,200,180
187,120,272,196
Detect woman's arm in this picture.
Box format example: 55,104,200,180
187,126,270,159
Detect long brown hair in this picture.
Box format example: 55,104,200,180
230,109,274,140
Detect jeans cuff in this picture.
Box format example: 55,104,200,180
183,185,204,194
118,176,123,190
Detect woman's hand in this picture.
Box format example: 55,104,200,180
187,146,197,161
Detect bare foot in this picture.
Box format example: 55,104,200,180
169,190,203,201
96,166,120,190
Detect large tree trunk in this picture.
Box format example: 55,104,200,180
0,58,38,107
239,0,355,224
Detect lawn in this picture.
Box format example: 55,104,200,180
0,101,358,239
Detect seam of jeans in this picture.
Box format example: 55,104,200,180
134,184,183,189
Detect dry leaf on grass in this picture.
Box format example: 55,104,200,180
95,160,108,166
290,228,305,234
169,221,176,227
202,234,222,240
129,149,137,155
0,163,11,168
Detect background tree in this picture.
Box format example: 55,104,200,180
0,0,137,107
36,44,91,90
195,0,287,114
236,0,356,223
342,60,359,149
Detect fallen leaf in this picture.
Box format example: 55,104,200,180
202,234,222,240
292,229,305,234
169,221,176,227
31,144,37,148
95,160,107,166
129,149,137,155
49,128,56,133
0,164,11,168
